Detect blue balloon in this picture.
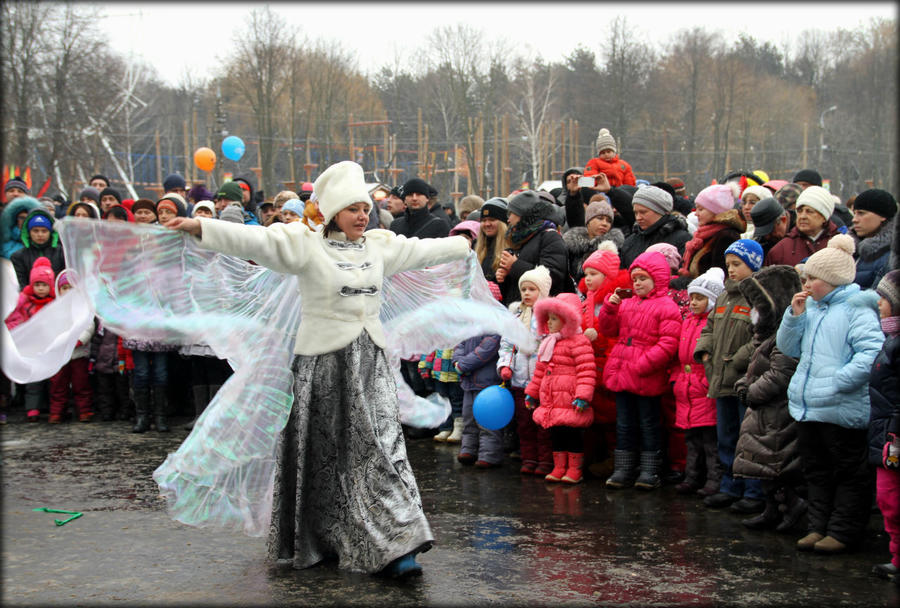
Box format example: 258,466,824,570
473,385,515,431
221,136,245,162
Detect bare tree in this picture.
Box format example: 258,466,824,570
509,59,557,185
600,16,654,147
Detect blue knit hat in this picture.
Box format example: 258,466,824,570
27,213,53,231
282,199,305,216
724,238,764,272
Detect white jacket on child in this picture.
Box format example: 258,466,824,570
496,301,543,388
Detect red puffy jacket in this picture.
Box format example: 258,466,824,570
526,294,596,429
584,155,636,188
671,312,716,429
598,251,681,396
5,286,54,330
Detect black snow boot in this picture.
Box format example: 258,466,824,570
153,385,170,433
131,387,151,433
605,450,639,489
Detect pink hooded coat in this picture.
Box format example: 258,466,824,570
671,311,717,428
526,293,596,429
598,251,681,396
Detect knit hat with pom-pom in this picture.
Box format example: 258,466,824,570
595,128,617,154
518,264,552,299
694,184,736,216
29,256,55,288
582,241,620,278
646,242,682,273
688,267,726,311
797,233,856,286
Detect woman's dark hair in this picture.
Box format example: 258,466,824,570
105,206,129,221
323,218,341,237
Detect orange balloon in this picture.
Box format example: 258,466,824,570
193,147,216,172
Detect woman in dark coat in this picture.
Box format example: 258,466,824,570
495,191,570,306
733,265,805,532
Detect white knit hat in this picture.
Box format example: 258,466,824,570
741,185,771,203
595,128,617,153
191,201,215,217
688,267,726,311
313,161,371,224
796,233,856,286
796,185,835,221
518,265,552,298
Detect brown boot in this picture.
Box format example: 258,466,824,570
796,532,825,551
813,535,847,554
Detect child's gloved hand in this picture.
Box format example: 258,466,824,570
884,433,900,470
453,361,463,375
735,388,749,408
499,366,513,381
525,395,538,409
572,398,588,412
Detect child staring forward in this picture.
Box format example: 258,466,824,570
672,267,726,495
777,234,884,554
498,265,552,475
600,251,681,490
525,293,596,483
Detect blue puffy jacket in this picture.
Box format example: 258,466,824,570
452,334,501,391
776,284,884,429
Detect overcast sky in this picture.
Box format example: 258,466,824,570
99,2,896,86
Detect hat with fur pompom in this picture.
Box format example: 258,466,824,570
796,233,856,286
583,241,620,278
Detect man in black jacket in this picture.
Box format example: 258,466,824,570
619,185,692,268
389,178,450,238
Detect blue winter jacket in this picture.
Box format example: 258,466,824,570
776,284,884,429
452,334,501,391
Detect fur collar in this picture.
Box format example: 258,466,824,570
854,216,895,261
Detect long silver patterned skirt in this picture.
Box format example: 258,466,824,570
266,331,434,573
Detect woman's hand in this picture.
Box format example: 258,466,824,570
495,267,507,283
499,250,518,270
164,217,202,237
591,172,611,192
791,291,809,316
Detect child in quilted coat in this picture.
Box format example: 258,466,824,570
578,242,632,476
672,267,726,496
525,292,596,483
453,333,504,468
498,265,552,475
599,250,682,490
583,128,636,188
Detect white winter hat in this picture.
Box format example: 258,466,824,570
518,265,552,298
313,161,372,224
688,267,726,311
740,185,771,203
796,185,835,222
595,128,617,153
797,233,856,286
191,201,215,218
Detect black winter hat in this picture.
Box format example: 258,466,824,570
401,178,431,198
480,197,508,223
99,187,122,204
739,265,802,339
89,174,110,187
792,168,823,187
163,173,187,192
854,188,897,220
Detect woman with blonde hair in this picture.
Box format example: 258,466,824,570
475,197,509,286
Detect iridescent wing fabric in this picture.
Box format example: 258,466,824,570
58,218,535,537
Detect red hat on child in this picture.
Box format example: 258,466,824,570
29,257,55,289
582,241,620,278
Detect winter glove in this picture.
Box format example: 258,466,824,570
524,395,538,409
735,387,749,409
453,361,463,375
572,398,588,412
499,366,513,382
884,433,900,470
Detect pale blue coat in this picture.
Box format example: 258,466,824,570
776,284,883,429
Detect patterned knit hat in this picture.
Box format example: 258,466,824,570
631,185,673,215
595,128,617,154
518,264,552,298
583,241,620,278
645,243,682,273
724,238,764,272
796,185,835,221
775,183,802,210
695,184,736,216
688,267,726,310
876,269,900,316
797,233,856,286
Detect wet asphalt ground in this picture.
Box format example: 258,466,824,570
2,411,898,607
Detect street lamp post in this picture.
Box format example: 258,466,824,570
818,105,838,168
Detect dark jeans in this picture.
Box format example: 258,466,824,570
434,381,464,430
716,396,764,499
132,350,168,389
797,421,872,544
615,391,661,453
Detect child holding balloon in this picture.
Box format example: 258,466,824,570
498,265,553,475
525,292,596,483
453,333,504,468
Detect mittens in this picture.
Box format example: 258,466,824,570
572,398,588,412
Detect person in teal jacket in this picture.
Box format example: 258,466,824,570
776,233,884,555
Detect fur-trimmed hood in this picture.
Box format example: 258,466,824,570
1,196,43,258
534,292,582,337
711,208,747,232
854,216,895,262
629,250,672,298
562,225,625,257
739,264,802,339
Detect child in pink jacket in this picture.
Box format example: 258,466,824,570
599,250,681,490
525,292,596,484
671,267,726,495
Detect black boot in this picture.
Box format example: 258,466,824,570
153,385,170,433
742,498,781,530
605,450,639,489
131,387,151,433
184,385,209,431
775,487,808,533
635,451,662,490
